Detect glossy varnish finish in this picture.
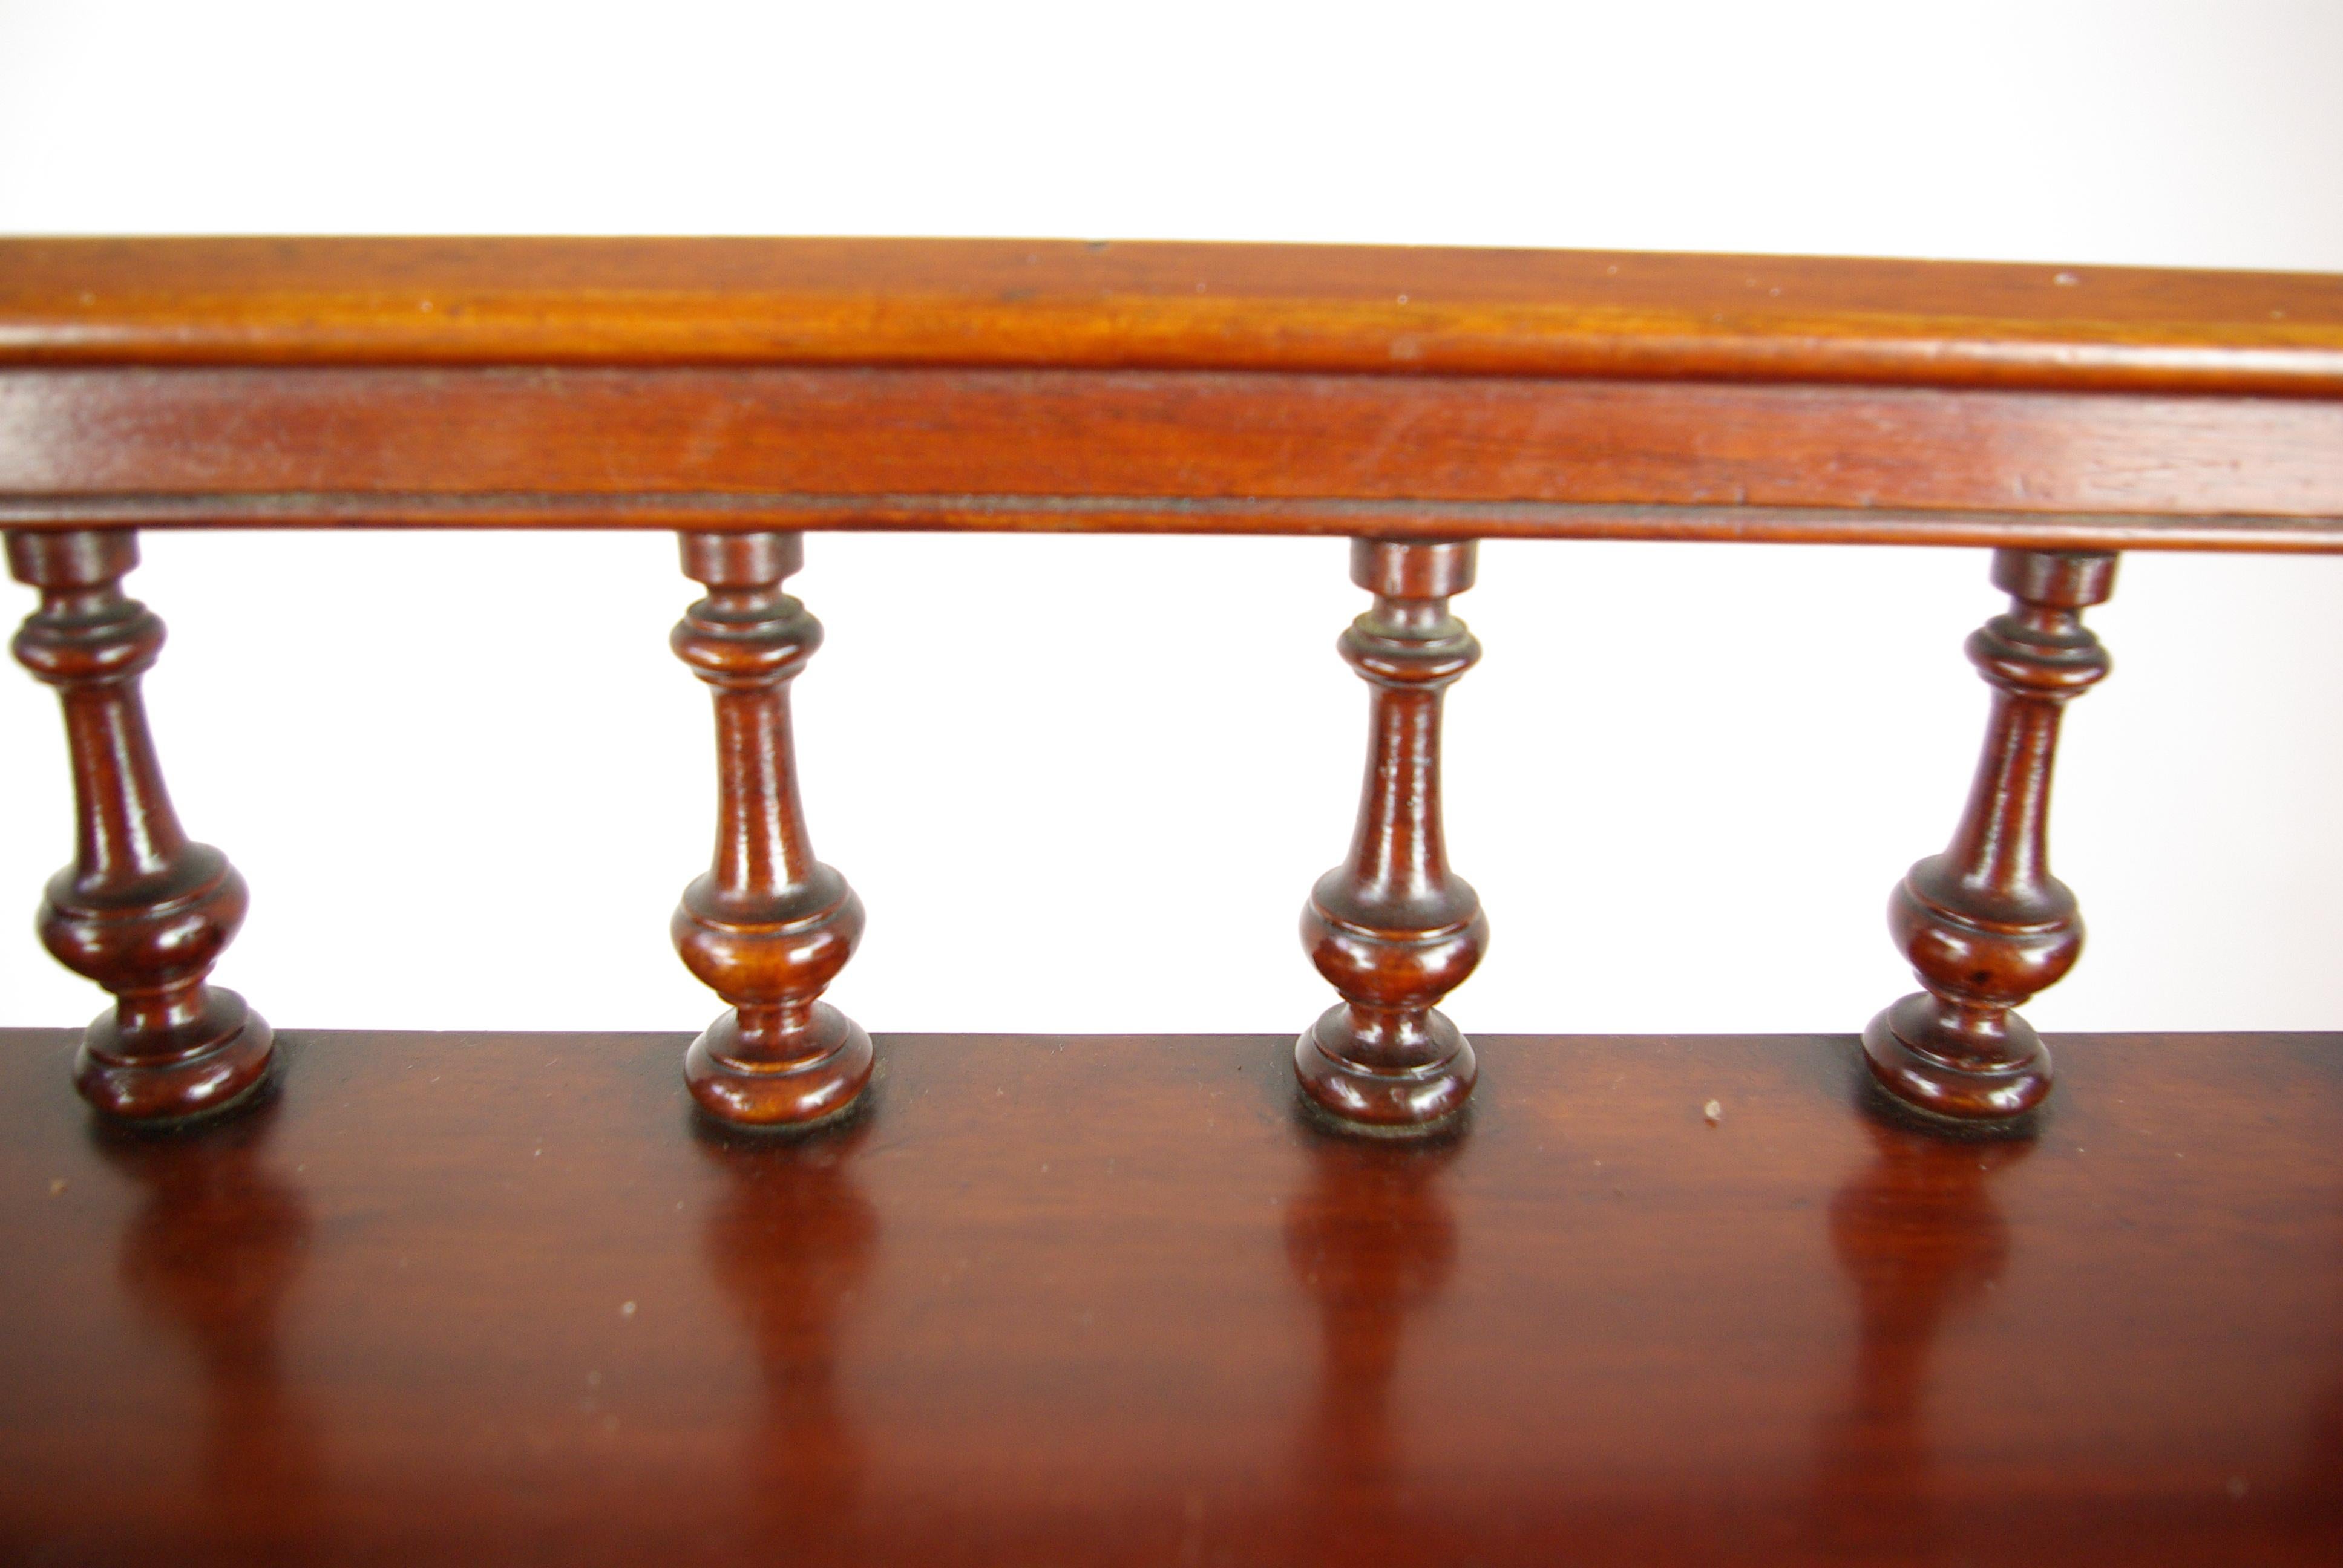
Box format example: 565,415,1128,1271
1297,540,1486,1131
1867,550,2117,1121
670,532,871,1128
1,239,2341,546
5,366,2343,541
4,238,2340,393
4,528,272,1121
0,1028,2335,1566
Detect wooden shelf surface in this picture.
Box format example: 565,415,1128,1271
2,1028,2338,1566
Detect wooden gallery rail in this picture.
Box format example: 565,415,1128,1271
2,239,2340,1137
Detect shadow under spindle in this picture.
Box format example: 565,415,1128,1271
5,528,274,1123
1865,547,2117,1123
670,531,873,1130
1297,539,1487,1134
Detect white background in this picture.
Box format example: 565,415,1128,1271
0,0,2338,1037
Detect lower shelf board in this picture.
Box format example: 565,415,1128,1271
1,1028,2338,1566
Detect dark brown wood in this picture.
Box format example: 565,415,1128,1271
3,528,271,1122
1297,541,1485,1132
5,366,2343,543
1,1027,2338,1566
670,531,871,1128
1866,549,2117,1121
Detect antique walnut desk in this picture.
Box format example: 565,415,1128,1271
0,239,2339,1564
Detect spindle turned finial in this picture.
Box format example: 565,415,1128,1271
1865,548,2118,1123
671,532,872,1129
6,529,274,1123
1297,539,1488,1134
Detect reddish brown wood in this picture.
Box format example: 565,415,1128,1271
5,366,2343,540
3,528,272,1122
9,489,2343,554
3,238,2339,396
3,240,2342,546
1298,541,1486,1132
1866,549,2117,1121
1,1027,2339,1566
670,531,871,1128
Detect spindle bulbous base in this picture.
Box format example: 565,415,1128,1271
73,986,274,1125
1862,992,2051,1122
684,1002,873,1130
1294,1004,1476,1135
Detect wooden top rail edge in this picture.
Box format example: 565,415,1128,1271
5,237,2342,395
6,238,2343,547
5,492,2342,554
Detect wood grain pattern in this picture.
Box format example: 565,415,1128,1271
0,239,2339,547
0,1028,2336,1566
4,238,2340,395
4,365,2341,540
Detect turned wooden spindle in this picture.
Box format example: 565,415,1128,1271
6,529,274,1122
672,531,872,1129
1864,547,2117,1122
1297,539,1488,1132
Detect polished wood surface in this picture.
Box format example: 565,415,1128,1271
670,532,871,1128
1297,540,1485,1130
4,238,2339,393
1867,549,2117,1121
4,367,2341,543
2,1027,2336,1566
2,239,2340,545
4,529,271,1122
